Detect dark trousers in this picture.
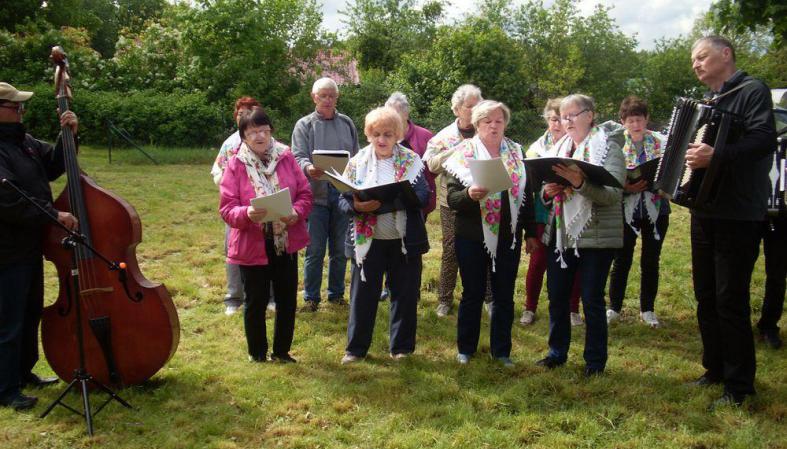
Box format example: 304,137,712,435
239,244,298,359
691,216,760,396
525,224,581,313
455,236,521,358
1,259,42,400
546,247,614,371
757,216,786,333
346,239,422,357
609,215,669,313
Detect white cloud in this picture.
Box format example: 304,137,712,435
318,0,713,50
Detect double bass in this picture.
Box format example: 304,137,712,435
41,46,180,387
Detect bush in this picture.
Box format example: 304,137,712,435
21,84,228,147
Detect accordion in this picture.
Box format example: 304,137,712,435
768,136,786,216
654,98,739,210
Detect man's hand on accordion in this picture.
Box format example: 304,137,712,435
686,142,714,169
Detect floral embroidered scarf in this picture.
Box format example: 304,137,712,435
422,120,462,164
443,136,527,271
344,144,424,280
621,130,665,239
546,127,610,267
236,138,289,255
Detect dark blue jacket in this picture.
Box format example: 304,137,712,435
338,172,430,259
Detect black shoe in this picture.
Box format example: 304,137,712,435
248,355,267,363
689,373,723,387
761,330,783,349
0,393,38,411
22,373,59,388
709,391,746,410
584,366,604,377
535,357,564,369
270,353,297,363
299,301,319,312
328,298,347,306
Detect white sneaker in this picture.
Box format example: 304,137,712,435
570,312,583,326
606,309,620,325
520,310,536,325
225,305,239,316
640,311,660,328
341,354,363,365
267,301,276,312
436,303,451,317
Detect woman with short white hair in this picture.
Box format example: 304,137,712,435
536,94,625,376
422,84,483,317
443,100,537,367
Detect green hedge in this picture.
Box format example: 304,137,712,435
21,84,230,147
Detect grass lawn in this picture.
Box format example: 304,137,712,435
2,146,785,449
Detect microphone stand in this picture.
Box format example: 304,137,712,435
1,179,133,436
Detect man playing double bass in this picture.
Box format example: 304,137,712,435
0,82,78,410
685,37,776,408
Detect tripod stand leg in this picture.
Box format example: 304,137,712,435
79,378,94,436
39,378,78,418
91,378,132,409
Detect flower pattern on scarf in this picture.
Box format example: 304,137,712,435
443,136,527,269
236,139,290,255
621,129,666,238
344,144,422,278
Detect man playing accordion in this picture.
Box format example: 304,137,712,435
685,36,776,408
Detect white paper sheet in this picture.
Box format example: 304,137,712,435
250,187,293,223
468,158,513,195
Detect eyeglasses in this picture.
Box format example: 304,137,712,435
247,127,272,136
560,109,589,122
0,102,25,114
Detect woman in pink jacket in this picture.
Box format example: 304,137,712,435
220,109,313,363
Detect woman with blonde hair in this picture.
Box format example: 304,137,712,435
338,107,430,364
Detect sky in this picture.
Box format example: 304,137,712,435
319,0,715,51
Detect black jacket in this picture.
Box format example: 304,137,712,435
693,70,776,221
446,173,536,244
0,122,66,265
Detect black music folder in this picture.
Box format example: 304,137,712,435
324,169,421,208
524,157,622,189
627,157,661,191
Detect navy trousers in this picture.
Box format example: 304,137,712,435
346,239,422,357
546,247,614,371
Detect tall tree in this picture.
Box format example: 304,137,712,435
342,0,444,72
710,0,786,45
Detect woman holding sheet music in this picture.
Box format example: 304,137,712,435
337,107,429,364
443,100,537,367
219,109,313,363
536,94,625,376
607,96,669,328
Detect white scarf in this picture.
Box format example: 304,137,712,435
443,136,527,271
344,144,424,281
547,127,610,267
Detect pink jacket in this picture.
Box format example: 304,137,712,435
220,148,313,265
403,121,436,216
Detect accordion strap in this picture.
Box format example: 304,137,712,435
706,80,755,105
